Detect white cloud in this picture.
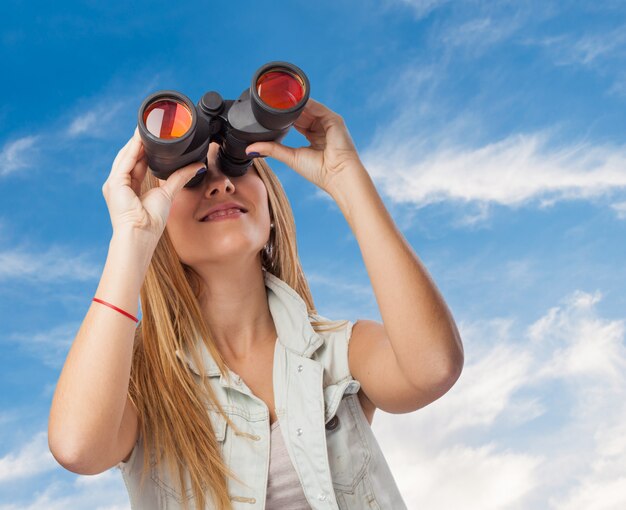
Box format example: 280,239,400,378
0,429,130,509
554,476,626,510
400,443,543,510
0,136,38,177
363,130,626,221
3,288,625,509
529,290,626,386
370,288,626,509
0,468,130,510
0,431,57,482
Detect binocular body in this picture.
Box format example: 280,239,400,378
137,61,310,188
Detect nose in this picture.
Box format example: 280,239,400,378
202,167,235,197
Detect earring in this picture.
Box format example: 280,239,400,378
270,222,275,229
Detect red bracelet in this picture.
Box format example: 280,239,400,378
92,298,139,323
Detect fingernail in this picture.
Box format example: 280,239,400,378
195,166,207,176
246,152,262,158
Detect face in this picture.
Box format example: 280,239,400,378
160,142,272,267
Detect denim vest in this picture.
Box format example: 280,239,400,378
116,269,407,509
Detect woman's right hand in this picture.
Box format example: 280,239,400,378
102,127,206,241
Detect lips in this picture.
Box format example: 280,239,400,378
199,202,248,222
201,208,246,221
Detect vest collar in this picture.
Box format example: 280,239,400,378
175,269,323,377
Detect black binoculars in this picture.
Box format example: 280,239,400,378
137,61,310,188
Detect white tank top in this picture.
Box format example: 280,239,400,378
265,420,312,509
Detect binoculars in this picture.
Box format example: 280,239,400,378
137,61,310,188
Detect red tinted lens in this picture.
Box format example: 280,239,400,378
256,70,305,109
143,99,193,139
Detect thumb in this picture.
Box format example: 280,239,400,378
159,161,207,199
246,141,298,168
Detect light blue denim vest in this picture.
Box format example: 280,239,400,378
117,269,407,509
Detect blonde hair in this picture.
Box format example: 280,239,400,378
128,157,349,510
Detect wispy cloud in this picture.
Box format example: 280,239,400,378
63,73,163,141
611,200,626,219
0,74,160,184
392,0,451,19
437,12,529,56
6,321,78,369
66,102,127,139
0,245,101,283
533,25,626,67
0,136,38,177
440,16,511,48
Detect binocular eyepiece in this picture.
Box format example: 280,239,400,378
137,61,310,188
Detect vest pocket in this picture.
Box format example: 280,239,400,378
149,410,228,503
326,392,372,492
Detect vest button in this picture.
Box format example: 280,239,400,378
325,415,339,430
297,364,303,372
318,492,327,501
296,427,303,436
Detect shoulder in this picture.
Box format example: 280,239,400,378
308,314,355,385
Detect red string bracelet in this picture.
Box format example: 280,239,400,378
92,298,139,323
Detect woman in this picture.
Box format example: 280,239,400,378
48,98,464,510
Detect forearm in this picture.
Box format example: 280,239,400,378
48,229,154,465
328,164,464,385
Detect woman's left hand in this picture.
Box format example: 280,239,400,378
244,98,364,195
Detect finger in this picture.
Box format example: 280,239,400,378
118,129,143,170
301,98,338,119
114,128,140,163
110,131,136,170
112,128,143,178
158,161,207,201
245,141,298,168
129,157,149,196
295,101,341,133
292,122,317,137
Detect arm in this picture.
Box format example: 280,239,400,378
244,99,464,414
333,164,464,412
48,229,151,474
50,128,204,474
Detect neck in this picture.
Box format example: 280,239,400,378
194,258,276,360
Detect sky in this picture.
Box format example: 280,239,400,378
1,0,626,508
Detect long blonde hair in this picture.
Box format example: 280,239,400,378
128,157,349,510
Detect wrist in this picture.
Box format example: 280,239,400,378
111,226,159,250
326,162,371,208
108,228,158,280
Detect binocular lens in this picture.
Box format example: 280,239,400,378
143,98,193,139
256,70,305,110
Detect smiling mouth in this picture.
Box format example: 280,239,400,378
201,208,247,221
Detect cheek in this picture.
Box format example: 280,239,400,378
168,195,193,226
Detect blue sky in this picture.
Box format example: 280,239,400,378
1,1,626,508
